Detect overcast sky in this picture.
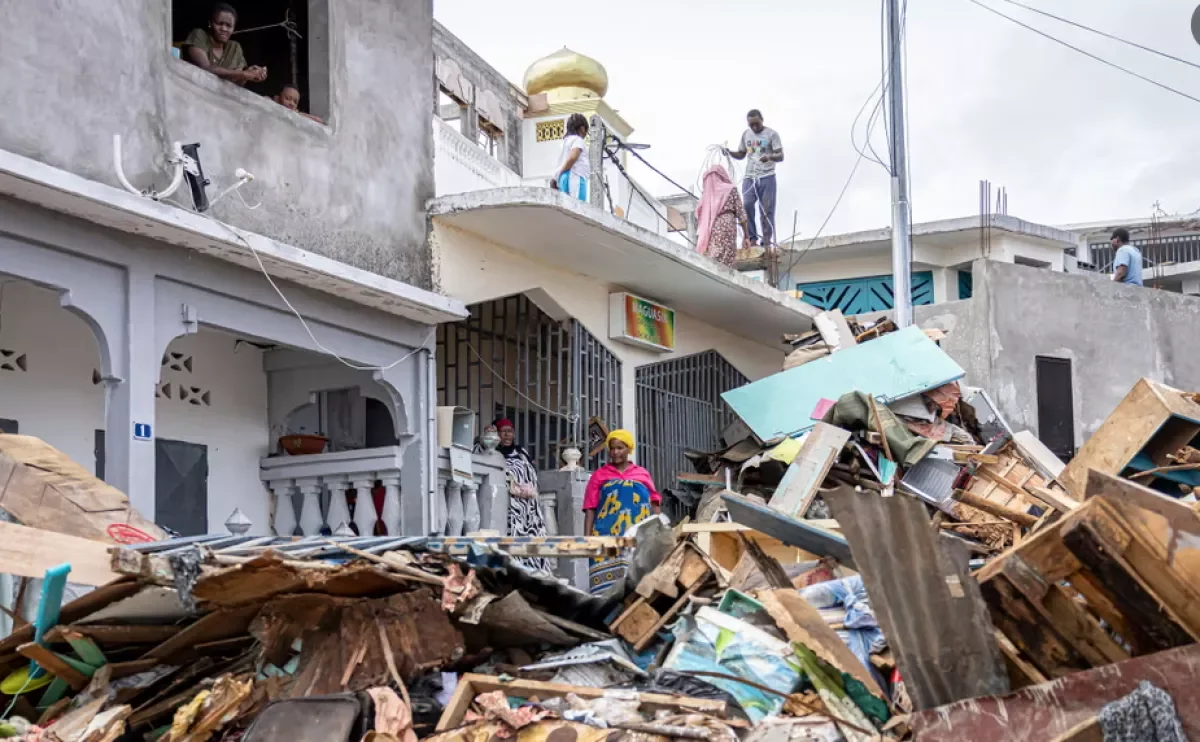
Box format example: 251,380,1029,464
434,0,1200,238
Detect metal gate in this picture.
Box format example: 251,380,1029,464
437,294,622,471
635,351,748,492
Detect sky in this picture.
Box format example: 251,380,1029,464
434,0,1200,239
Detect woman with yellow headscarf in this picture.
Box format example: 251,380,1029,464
582,429,661,594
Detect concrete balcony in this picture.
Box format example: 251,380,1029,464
261,445,509,537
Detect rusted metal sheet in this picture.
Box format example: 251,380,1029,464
825,486,1008,711
912,644,1200,741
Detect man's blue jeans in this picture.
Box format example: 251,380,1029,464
742,175,777,245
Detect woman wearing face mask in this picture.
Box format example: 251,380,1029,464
483,418,551,574
582,430,661,594
182,3,267,86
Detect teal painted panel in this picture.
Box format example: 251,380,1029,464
797,271,933,314
958,270,973,300
721,326,965,442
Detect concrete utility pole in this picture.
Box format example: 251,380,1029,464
886,0,914,327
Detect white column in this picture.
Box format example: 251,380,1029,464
326,477,352,534
538,493,559,536
462,482,481,534
271,483,298,537
103,266,158,518
445,480,464,536
297,480,325,536
353,477,378,537
379,475,402,536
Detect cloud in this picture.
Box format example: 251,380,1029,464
435,0,1200,232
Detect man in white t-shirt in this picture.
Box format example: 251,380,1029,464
551,113,591,201
725,109,784,246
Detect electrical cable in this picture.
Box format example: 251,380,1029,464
205,212,437,373
619,143,698,199
461,339,580,424
965,0,1200,106
604,140,699,247
992,0,1200,73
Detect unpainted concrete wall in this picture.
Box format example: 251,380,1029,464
916,259,1200,450
433,21,525,175
0,0,434,287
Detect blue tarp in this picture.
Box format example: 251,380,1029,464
721,326,965,442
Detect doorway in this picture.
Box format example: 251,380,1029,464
1035,356,1075,461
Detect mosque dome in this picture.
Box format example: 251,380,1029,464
523,47,609,103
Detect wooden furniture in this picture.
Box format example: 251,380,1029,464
1060,378,1200,498
977,470,1200,686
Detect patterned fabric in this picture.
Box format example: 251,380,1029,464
585,468,658,594
707,187,747,267
498,445,552,574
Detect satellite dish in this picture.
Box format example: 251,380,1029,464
1193,4,1200,45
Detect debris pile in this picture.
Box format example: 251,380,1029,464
1,312,1200,740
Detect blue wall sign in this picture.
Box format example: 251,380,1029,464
133,423,152,441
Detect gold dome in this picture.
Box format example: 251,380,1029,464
523,47,609,103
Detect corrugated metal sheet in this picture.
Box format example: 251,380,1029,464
721,327,964,442
824,486,1008,711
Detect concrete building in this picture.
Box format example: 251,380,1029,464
918,260,1200,461
749,215,1077,313
0,0,484,540
428,41,818,513
1067,214,1200,295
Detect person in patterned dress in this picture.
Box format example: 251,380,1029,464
583,430,661,594
695,165,750,268
489,419,552,574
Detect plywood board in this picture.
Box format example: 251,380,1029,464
0,435,164,543
0,520,119,586
721,326,965,442
769,423,851,518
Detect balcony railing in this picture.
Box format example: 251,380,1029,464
1087,235,1200,273
260,446,508,537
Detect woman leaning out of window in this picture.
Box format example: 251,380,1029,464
182,2,267,86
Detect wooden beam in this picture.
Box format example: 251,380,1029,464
435,674,727,731
0,521,119,587
953,489,1038,527
769,423,851,519
17,643,90,691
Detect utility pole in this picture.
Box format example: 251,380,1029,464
886,0,913,327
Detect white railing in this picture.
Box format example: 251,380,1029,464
434,116,521,196
435,449,508,536
261,446,407,537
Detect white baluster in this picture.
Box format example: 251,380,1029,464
353,478,378,537
463,482,481,534
326,477,352,535
538,493,559,536
379,476,402,536
297,480,325,536
272,484,298,537
445,480,465,536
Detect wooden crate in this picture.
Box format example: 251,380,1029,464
976,470,1200,686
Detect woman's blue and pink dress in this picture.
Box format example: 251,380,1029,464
583,463,661,594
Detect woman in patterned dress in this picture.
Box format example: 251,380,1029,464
490,418,552,574
583,430,661,594
695,165,751,268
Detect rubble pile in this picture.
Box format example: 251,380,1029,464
0,312,1199,740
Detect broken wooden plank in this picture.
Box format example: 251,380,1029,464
721,492,855,567
49,624,181,646
435,674,728,731
17,642,90,691
952,489,1038,527
769,423,851,518
143,603,261,661
0,520,120,587
633,580,707,652
421,535,634,558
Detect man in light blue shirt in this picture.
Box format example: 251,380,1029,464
1111,228,1143,286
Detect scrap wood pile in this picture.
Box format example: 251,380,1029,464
672,307,1200,737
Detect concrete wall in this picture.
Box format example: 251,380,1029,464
0,282,271,531
0,0,435,286
432,222,785,434
916,259,1200,451
433,21,525,176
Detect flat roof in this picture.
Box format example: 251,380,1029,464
781,214,1078,256
0,148,468,326
429,187,818,345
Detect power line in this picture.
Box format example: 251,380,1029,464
965,0,1200,106
604,140,699,247
619,142,699,199
992,0,1200,73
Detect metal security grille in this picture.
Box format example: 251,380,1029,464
437,294,622,471
635,351,748,492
